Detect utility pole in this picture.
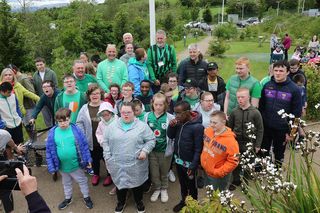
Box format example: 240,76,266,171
221,0,225,24
149,0,156,45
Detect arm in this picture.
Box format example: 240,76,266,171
31,95,46,119
22,86,40,102
76,126,92,164
251,98,260,108
170,46,177,73
120,62,128,88
250,82,262,108
146,48,155,79
128,66,141,96
75,107,86,134
26,191,51,213
254,111,264,149
141,124,156,154
178,60,186,85
45,129,57,174
22,78,36,93
227,112,235,130
95,122,104,146
51,71,58,90
96,63,109,93
102,128,111,161
189,124,204,171
15,97,23,118
167,122,178,139
224,91,230,114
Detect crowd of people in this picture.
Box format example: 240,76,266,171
0,29,309,213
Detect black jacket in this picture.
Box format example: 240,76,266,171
26,191,51,213
198,76,226,109
167,111,204,170
178,58,208,85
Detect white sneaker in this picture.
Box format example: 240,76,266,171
160,189,169,203
168,170,176,183
150,189,161,202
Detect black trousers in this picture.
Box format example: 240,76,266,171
0,154,13,212
284,48,289,61
116,184,144,205
261,126,287,167
6,124,23,145
90,146,105,176
176,164,197,202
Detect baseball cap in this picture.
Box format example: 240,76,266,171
207,62,218,70
183,78,197,88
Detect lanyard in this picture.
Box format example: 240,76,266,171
157,46,166,61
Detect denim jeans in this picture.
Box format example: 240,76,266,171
204,172,232,191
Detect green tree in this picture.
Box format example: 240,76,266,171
162,13,175,32
0,0,29,69
203,7,213,23
113,10,131,44
190,7,200,21
180,0,193,7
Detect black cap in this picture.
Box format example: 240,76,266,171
207,62,218,70
183,78,197,88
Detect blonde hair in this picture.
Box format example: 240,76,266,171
1,68,17,83
151,93,168,112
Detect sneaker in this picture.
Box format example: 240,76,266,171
83,196,93,209
150,189,161,202
173,201,185,212
115,202,126,213
160,189,168,203
86,168,94,176
58,198,72,210
91,175,100,186
109,186,117,195
103,175,113,186
136,201,145,213
52,172,58,182
168,170,176,183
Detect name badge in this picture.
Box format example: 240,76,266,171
158,61,164,67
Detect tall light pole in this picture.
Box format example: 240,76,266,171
221,0,225,24
149,0,156,45
276,1,280,16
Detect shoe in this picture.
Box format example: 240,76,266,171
136,201,145,213
150,189,161,202
91,175,100,186
160,189,168,203
109,186,117,195
168,170,176,183
83,196,93,209
86,168,94,176
173,201,185,212
103,175,112,186
115,202,126,213
58,198,72,210
229,184,237,191
52,172,58,182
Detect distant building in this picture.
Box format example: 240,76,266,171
228,14,239,23
302,9,320,17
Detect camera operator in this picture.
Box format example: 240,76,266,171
0,129,24,213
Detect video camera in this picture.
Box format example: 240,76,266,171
0,160,31,190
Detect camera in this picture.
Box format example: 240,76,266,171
0,160,30,190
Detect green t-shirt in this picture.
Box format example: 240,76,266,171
63,91,81,123
147,112,167,152
76,74,97,93
54,126,79,173
120,119,134,131
136,111,146,121
184,95,200,110
260,76,271,87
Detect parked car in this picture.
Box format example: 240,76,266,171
246,17,259,24
236,20,248,28
199,22,212,31
184,21,200,28
236,17,260,28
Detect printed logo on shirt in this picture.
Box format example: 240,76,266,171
161,123,167,129
65,102,79,112
154,129,161,137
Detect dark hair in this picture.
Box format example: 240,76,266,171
109,83,120,91
55,108,71,121
293,74,305,84
135,48,146,61
168,72,178,81
91,54,101,64
289,59,300,66
132,99,143,109
85,63,96,76
273,60,290,71
63,74,76,81
42,80,55,88
80,52,89,60
160,83,172,93
140,80,151,86
7,64,19,74
210,111,227,121
120,101,135,112
0,82,13,92
35,57,46,63
174,100,191,111
86,83,104,100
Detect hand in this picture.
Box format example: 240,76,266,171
29,119,35,125
87,163,92,168
16,165,37,196
154,79,160,86
15,144,25,155
169,119,178,127
0,175,8,182
255,147,260,153
285,133,293,143
138,151,147,160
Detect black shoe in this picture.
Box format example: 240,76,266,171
173,201,185,212
52,172,58,182
58,198,72,210
136,201,145,213
115,202,126,213
229,184,237,191
83,196,93,209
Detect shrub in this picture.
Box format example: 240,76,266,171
213,23,237,40
304,64,320,121
208,38,230,57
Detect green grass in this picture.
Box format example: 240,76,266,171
225,41,270,54
173,36,206,53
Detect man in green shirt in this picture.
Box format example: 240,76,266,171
224,57,262,115
96,44,128,93
73,60,97,93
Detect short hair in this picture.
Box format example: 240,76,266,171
156,29,166,37
86,83,104,100
289,59,299,66
174,100,191,111
132,99,143,109
122,81,134,91
236,87,250,94
168,72,178,81
91,54,101,64
42,80,55,88
80,52,89,59
0,82,13,92
73,59,85,66
235,57,250,68
151,93,168,112
35,57,45,63
55,108,71,121
160,83,172,93
200,91,213,101
188,43,199,51
210,110,227,121
140,80,151,86
106,44,117,51
7,64,19,74
120,101,135,112
63,74,76,81
109,83,120,91
293,74,305,84
273,60,289,71
123,33,133,38
135,48,146,61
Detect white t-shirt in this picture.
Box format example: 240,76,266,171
0,130,12,151
195,103,221,128
39,71,45,81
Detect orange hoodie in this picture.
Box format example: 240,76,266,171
201,127,239,178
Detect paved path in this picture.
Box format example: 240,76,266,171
177,36,212,62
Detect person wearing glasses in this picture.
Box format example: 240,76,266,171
177,78,200,110
54,74,87,123
167,73,183,102
102,102,155,213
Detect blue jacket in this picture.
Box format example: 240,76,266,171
259,77,302,131
46,123,92,173
167,111,204,170
128,58,149,96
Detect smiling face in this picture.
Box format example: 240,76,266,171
35,61,45,72
106,46,117,61
110,86,119,99
140,82,150,96
125,43,134,55
189,48,199,61
123,34,133,44
73,62,85,79
42,82,54,97
2,70,14,83
185,87,197,98
168,77,178,90
89,88,101,104
120,105,135,123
